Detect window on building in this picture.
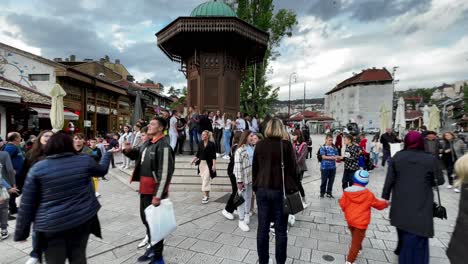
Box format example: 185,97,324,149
28,74,50,81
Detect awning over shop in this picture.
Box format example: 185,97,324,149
0,87,21,103
30,107,79,121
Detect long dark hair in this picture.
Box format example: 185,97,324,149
28,130,53,163
44,132,77,156
238,130,252,148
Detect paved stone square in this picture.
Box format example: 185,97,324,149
0,135,460,263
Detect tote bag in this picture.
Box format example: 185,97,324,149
144,199,177,245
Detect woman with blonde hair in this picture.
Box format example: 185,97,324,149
441,131,466,193
234,130,255,232
192,130,216,204
253,118,298,264
447,153,468,264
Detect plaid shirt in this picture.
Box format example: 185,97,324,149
234,145,252,184
344,144,361,171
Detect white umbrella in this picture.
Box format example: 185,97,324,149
49,83,67,133
428,105,441,132
423,105,430,126
379,104,390,134
394,97,406,136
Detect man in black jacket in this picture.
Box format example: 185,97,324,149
123,117,175,264
380,128,401,167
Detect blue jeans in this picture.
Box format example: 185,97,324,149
223,129,231,156
256,188,288,264
189,128,199,147
371,152,379,166
320,168,336,195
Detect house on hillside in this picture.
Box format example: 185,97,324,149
431,82,465,101
324,68,394,129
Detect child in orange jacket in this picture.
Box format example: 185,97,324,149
339,170,389,264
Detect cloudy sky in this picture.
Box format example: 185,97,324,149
1,0,467,100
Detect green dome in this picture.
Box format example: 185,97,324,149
190,1,237,17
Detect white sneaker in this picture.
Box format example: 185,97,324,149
120,165,125,169
25,257,39,264
137,235,149,249
216,153,221,158
288,215,296,227
302,202,309,209
244,214,250,225
202,197,209,204
268,258,273,264
124,166,130,170
222,209,234,220
95,192,101,198
222,155,230,160
233,210,238,215
454,188,460,193
447,185,453,189
238,221,250,232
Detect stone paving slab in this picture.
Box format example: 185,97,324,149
0,135,460,264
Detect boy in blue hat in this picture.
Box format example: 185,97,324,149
339,170,389,264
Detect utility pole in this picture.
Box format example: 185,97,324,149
392,66,399,127
288,72,298,118
303,82,306,112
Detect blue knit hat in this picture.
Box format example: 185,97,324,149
353,170,369,186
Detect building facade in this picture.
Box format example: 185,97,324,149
325,68,394,129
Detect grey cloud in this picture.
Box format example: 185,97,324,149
306,0,431,22
5,12,184,86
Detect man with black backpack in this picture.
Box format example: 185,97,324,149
318,134,339,198
1,132,24,216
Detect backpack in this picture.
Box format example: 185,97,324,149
317,145,323,163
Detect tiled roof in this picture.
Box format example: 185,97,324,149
0,76,51,105
289,111,333,121
326,68,393,95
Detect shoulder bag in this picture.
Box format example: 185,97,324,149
433,177,447,219
281,140,304,215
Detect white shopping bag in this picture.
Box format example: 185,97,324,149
390,143,402,157
144,198,177,245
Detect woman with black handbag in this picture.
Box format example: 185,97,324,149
382,131,444,264
252,118,299,264
221,131,243,220
192,130,216,204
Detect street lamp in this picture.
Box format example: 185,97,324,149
288,72,298,117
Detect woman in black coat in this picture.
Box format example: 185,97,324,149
447,153,468,264
192,130,216,204
382,131,444,264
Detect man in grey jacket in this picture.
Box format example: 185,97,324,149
1,151,18,239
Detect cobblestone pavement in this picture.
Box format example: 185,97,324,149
0,135,460,264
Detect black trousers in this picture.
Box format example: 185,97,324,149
214,128,223,153
225,173,238,213
342,169,356,190
140,194,164,259
445,161,455,185
382,149,391,167
176,135,186,154
307,146,312,159
43,219,92,264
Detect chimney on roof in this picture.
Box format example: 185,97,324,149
115,59,120,64
53,58,62,62
70,55,76,62
104,55,110,62
127,75,135,82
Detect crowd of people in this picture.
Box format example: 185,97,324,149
0,107,467,264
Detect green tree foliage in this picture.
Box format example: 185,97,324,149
168,86,181,97
232,0,297,118
144,79,154,84
170,86,188,109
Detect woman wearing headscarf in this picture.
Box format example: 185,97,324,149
382,131,444,264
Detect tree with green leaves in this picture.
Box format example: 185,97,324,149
144,79,154,84
229,0,297,118
168,86,181,97
170,86,188,109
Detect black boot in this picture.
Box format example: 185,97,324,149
137,247,155,262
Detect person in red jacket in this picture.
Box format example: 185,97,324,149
339,170,389,264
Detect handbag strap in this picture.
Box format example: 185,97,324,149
434,176,442,205
280,140,286,199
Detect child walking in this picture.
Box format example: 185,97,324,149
339,170,389,264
